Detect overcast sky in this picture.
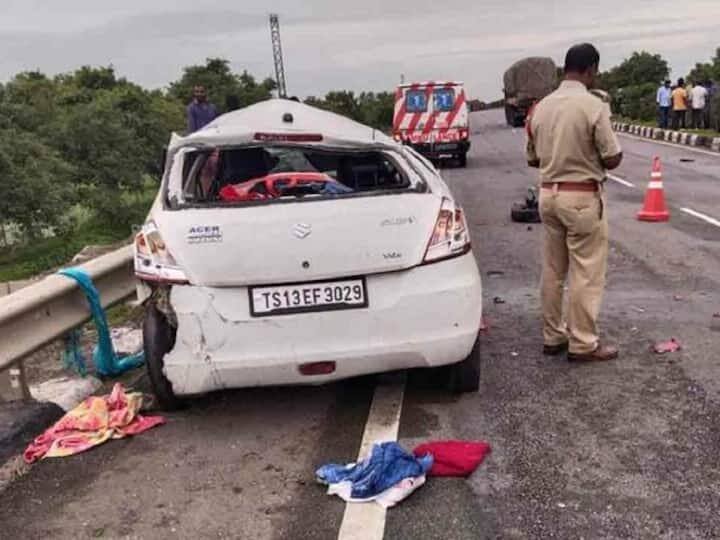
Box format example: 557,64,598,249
2,0,720,100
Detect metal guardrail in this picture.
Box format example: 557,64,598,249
0,245,135,400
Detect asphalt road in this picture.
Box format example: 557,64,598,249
1,109,719,539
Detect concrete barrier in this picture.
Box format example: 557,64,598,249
613,120,720,153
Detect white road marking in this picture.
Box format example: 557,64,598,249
337,379,406,540
616,132,720,158
607,174,636,188
680,207,720,228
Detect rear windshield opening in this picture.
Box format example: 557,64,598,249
175,146,412,206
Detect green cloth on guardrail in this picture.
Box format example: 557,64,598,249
58,268,144,377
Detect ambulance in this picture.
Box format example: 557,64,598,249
393,81,470,167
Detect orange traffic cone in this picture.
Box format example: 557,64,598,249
637,156,670,222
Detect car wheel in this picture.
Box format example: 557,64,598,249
458,153,468,168
511,202,541,223
448,335,481,393
143,303,182,410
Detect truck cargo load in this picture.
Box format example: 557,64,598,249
503,57,558,127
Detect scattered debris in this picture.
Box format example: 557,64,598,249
511,352,519,357
24,383,165,464
630,327,639,333
632,306,646,313
493,296,506,305
412,440,491,478
479,317,490,333
713,313,720,319
527,226,533,231
486,270,505,277
30,376,103,412
557,502,567,509
673,295,683,302
316,442,432,508
653,338,682,354
679,158,695,163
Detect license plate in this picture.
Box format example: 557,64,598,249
435,143,458,151
249,278,368,316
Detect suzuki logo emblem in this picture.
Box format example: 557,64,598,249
293,223,312,239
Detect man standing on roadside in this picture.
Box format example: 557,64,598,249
526,43,622,362
187,85,218,133
672,78,688,130
691,80,708,129
656,80,672,128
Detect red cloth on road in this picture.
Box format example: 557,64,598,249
413,440,491,477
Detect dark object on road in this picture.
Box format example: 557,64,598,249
713,313,720,318
511,187,541,223
0,400,64,465
654,338,682,354
413,440,491,477
679,158,695,163
493,296,506,305
503,57,558,127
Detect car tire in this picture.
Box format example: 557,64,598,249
511,202,541,223
512,115,526,128
448,335,481,393
504,105,514,126
143,303,182,410
458,152,468,168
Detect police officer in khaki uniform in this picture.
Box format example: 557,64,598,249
526,43,622,362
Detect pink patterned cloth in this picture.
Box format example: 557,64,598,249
24,383,165,464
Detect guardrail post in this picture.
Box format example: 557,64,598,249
8,362,31,401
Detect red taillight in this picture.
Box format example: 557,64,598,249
298,361,336,376
424,198,471,263
134,223,189,285
459,128,469,139
254,132,323,142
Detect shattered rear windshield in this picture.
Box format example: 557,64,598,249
170,146,412,206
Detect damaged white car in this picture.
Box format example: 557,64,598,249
135,100,482,408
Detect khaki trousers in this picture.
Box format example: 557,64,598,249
539,186,608,354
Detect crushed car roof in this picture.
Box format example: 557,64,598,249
170,99,398,151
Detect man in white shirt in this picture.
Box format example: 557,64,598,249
691,81,709,129
656,80,672,128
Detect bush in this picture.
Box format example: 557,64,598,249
612,83,657,122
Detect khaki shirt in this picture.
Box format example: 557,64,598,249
526,80,621,184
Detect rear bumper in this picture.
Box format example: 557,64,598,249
409,140,470,158
161,253,482,395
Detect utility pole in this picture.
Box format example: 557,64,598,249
269,14,288,98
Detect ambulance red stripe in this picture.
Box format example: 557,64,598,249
405,83,435,134
393,83,419,132
439,89,466,137
422,82,455,137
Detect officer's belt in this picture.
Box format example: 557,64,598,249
541,182,598,192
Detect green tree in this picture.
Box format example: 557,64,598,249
168,58,276,116
599,51,669,90
687,47,720,83
0,129,75,237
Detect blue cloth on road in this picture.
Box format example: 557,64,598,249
316,441,433,500
58,268,144,377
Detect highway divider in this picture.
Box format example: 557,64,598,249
0,246,135,400
612,122,720,153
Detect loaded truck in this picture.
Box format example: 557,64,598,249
503,57,558,127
